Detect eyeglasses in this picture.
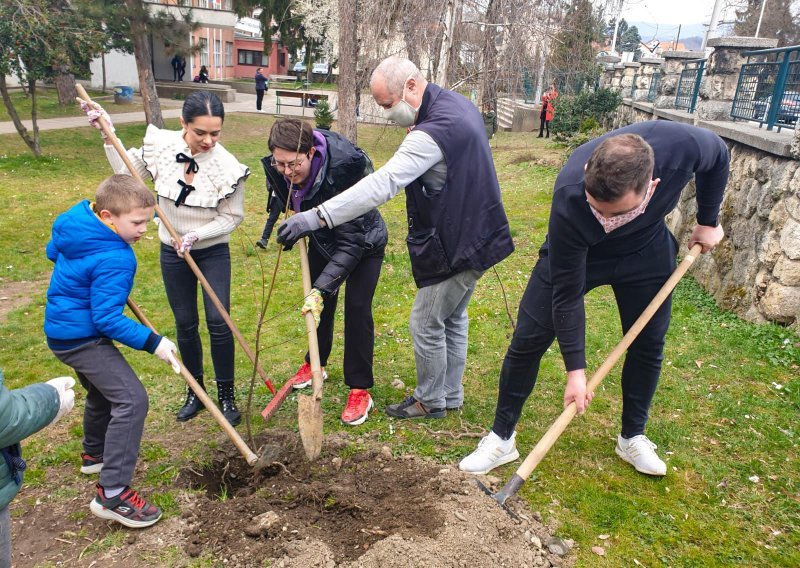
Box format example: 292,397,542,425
270,154,308,171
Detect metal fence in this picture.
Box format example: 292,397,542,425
674,59,706,113
731,45,800,132
647,71,661,103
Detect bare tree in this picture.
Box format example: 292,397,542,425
338,0,358,141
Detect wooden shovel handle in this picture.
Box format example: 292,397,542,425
126,299,258,465
75,84,275,395
513,243,703,481
297,239,324,401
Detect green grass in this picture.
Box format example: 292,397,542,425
0,87,111,121
0,116,797,567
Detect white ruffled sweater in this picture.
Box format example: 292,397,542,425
104,124,250,249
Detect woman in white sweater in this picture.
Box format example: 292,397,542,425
85,92,249,426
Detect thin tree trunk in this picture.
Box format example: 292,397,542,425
0,75,40,156
30,79,40,155
126,0,163,127
337,0,358,143
479,0,501,107
102,52,107,93
436,0,455,87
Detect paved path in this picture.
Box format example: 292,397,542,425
0,91,335,135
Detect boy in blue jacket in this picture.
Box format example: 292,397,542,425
1,370,74,566
45,174,180,529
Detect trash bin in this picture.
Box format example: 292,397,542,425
114,86,134,104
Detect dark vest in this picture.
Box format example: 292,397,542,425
405,83,514,287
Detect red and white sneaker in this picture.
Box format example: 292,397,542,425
290,361,328,389
341,389,374,426
89,485,162,528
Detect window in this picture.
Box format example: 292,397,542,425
279,51,285,67
196,0,209,8
225,42,233,66
199,38,208,66
237,50,268,66
214,39,221,69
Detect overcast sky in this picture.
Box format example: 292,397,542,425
620,0,732,25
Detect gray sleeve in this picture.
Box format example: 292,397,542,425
318,130,444,228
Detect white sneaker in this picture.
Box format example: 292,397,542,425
458,431,520,474
615,434,667,476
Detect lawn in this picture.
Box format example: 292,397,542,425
0,115,797,567
0,87,111,121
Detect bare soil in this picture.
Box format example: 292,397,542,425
12,430,575,567
0,277,46,324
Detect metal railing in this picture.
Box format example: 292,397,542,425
675,59,706,113
629,70,639,99
647,70,661,103
731,45,800,132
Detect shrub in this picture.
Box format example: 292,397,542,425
550,88,621,138
314,99,334,130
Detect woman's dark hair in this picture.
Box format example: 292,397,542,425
182,91,225,124
268,118,314,153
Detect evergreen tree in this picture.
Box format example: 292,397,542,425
549,0,603,94
734,0,800,47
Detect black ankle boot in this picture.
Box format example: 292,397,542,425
177,378,205,422
217,381,241,426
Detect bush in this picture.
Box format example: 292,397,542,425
550,88,621,139
314,99,334,130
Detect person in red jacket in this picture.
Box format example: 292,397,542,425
538,82,558,138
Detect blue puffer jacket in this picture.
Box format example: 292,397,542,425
0,369,59,510
44,200,159,352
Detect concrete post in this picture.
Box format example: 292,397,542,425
596,55,621,89
621,62,641,99
611,64,625,92
635,57,663,101
694,36,778,122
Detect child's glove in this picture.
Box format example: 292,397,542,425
79,100,114,140
301,288,324,328
172,231,199,257
155,337,181,374
46,376,76,426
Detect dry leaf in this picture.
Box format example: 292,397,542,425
592,546,606,556
749,475,760,483
598,534,610,540
695,360,703,368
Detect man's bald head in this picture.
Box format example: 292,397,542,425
370,56,425,95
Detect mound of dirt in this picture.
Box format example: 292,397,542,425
179,430,574,567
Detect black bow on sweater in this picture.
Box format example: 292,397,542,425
176,152,199,174
175,179,196,207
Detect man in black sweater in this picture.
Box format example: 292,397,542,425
460,121,728,476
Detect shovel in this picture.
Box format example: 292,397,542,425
480,243,703,512
296,238,324,460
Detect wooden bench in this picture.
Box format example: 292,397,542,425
275,90,329,113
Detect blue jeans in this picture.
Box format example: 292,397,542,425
160,243,234,384
0,505,11,568
410,269,483,409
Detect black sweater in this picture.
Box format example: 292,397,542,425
543,121,729,371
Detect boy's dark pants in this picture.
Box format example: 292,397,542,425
52,339,148,488
492,229,678,440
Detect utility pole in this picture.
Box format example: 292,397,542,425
755,0,768,37
701,0,724,51
610,0,624,55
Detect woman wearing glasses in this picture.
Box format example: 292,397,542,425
262,118,387,425
83,91,249,427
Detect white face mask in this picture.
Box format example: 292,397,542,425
383,75,419,127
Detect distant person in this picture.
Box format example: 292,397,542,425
45,174,180,527
482,101,497,140
255,186,282,249
1,369,74,566
198,65,209,84
171,55,181,82
538,82,558,138
255,67,268,113
178,56,187,82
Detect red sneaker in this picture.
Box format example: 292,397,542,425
291,361,328,389
341,389,374,426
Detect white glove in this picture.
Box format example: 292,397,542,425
155,337,181,374
79,100,114,140
172,231,199,257
46,376,76,425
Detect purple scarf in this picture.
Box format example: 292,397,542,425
288,131,327,211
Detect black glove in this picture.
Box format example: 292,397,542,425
276,209,321,250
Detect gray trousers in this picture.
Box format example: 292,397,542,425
410,269,483,409
52,339,148,488
0,506,10,568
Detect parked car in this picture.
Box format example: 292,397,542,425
312,62,330,75
752,90,800,125
292,61,307,73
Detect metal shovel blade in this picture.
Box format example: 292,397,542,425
475,476,523,520
297,393,323,461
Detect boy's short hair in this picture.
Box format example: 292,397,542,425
584,134,654,202
96,175,155,215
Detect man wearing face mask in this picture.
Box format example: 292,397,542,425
459,121,729,477
277,56,514,419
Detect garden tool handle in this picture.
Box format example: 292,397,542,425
297,239,324,401
75,85,275,395
514,243,704,481
126,298,258,465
